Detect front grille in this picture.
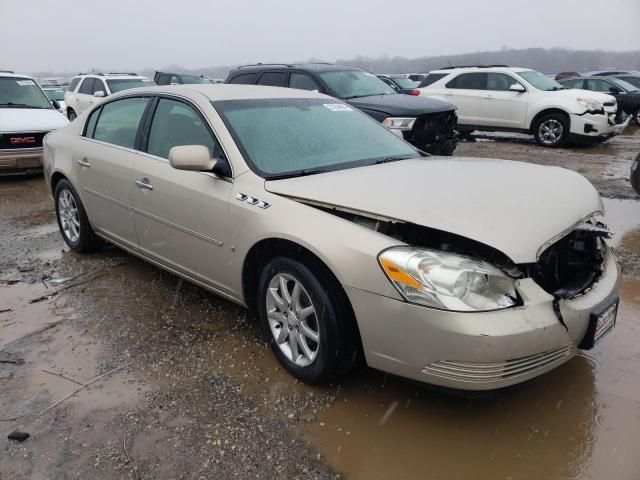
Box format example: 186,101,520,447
422,344,575,383
0,131,47,150
525,228,606,299
407,111,457,148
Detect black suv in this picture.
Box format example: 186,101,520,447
559,76,640,125
154,71,213,85
225,63,458,155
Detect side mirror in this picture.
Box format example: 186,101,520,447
94,90,105,98
169,145,216,171
509,83,526,92
51,100,61,110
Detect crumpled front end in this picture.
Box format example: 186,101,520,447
404,110,458,156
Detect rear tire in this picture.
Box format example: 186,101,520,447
633,108,640,126
257,256,361,384
54,179,102,253
534,113,569,147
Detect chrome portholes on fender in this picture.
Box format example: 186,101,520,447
235,192,270,209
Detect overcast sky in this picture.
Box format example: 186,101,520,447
1,0,639,73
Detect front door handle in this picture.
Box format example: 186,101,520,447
135,178,153,190
77,158,90,167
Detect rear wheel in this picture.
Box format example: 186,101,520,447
257,256,360,384
634,108,640,126
54,179,102,252
534,113,569,147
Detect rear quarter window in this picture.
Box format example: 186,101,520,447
68,77,81,92
418,73,447,88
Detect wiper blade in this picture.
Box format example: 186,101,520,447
342,94,379,100
374,156,414,164
0,102,47,109
267,168,330,180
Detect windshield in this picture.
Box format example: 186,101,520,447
0,77,53,109
43,89,65,101
106,79,152,93
214,98,419,178
318,70,397,99
518,71,565,91
391,77,420,89
613,78,639,92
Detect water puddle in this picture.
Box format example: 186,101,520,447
602,198,640,247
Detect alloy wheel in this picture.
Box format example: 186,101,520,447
538,119,564,145
266,273,320,367
58,189,81,243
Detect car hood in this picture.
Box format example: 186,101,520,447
561,89,616,104
0,108,68,133
265,158,603,264
346,93,455,116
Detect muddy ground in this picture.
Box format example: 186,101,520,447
1,126,639,480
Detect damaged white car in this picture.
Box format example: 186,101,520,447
42,85,620,390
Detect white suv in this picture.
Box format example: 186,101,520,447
419,66,625,147
64,73,153,120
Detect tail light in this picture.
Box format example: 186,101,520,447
411,89,420,96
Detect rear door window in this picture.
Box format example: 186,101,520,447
228,73,257,84
78,78,95,95
93,97,150,149
446,73,487,90
257,72,286,87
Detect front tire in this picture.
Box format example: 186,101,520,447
634,108,640,126
67,109,77,121
54,179,102,252
534,113,569,147
257,256,360,384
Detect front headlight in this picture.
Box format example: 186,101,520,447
576,97,603,112
382,117,416,131
378,247,518,312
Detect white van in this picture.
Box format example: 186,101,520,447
0,71,68,175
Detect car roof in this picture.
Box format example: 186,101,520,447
111,84,331,102
73,73,146,79
232,63,362,74
429,66,533,74
0,71,35,79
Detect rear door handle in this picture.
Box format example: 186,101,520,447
77,158,90,167
135,178,153,190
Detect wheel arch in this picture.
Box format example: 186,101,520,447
242,237,365,368
528,108,571,133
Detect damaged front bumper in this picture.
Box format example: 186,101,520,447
345,248,620,391
569,111,629,141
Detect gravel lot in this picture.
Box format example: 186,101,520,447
1,125,639,480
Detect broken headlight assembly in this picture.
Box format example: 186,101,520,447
382,117,416,131
379,247,518,312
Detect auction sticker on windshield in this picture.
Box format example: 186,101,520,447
323,104,353,112
17,80,35,86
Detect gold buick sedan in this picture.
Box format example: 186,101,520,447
42,84,619,390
